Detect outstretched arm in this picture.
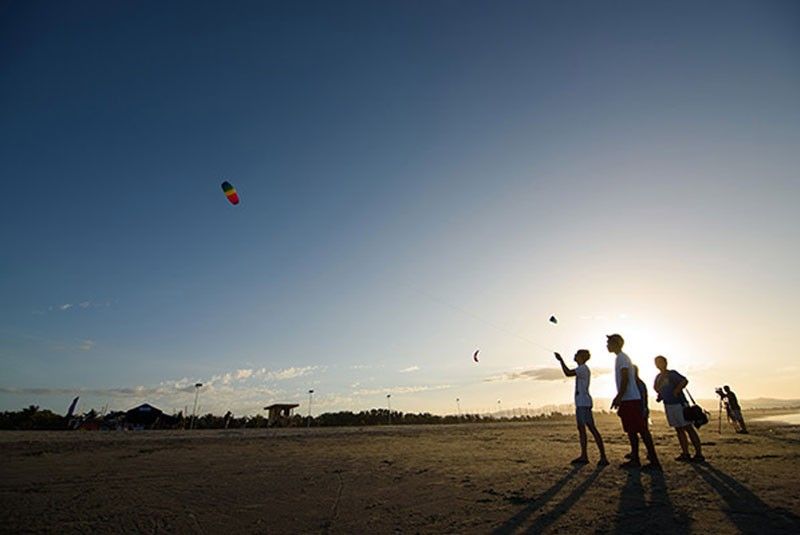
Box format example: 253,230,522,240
554,353,576,377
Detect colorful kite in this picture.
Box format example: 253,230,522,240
221,181,240,205
473,349,480,363
549,315,558,324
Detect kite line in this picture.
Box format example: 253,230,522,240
407,285,557,354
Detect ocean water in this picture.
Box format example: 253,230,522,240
754,413,800,425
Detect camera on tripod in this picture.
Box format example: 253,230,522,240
715,387,726,398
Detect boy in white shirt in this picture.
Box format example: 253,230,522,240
607,334,662,471
555,349,609,466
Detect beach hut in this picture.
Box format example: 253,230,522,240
124,403,177,429
264,403,299,427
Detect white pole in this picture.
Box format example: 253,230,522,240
307,389,314,428
456,398,461,418
191,383,202,429
387,394,392,425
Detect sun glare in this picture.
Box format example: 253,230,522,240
565,315,697,400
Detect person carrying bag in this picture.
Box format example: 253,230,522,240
654,356,706,462
683,388,709,429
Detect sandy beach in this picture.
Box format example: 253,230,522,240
1,412,799,534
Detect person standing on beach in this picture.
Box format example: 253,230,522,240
555,350,610,466
607,334,662,471
722,386,748,434
633,365,650,422
623,365,654,463
654,356,705,462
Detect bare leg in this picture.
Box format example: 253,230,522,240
728,410,740,432
587,422,608,461
686,426,703,456
641,430,660,465
676,427,689,456
578,424,588,459
627,432,640,462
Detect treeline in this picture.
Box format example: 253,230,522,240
309,409,556,427
0,405,575,430
0,406,66,430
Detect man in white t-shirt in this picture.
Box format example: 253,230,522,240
607,334,661,471
555,349,609,466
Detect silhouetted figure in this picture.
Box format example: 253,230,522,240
555,350,609,466
607,334,661,471
654,356,705,462
723,399,734,424
632,365,649,421
622,365,654,463
722,386,748,433
622,365,652,462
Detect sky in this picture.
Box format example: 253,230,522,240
1,1,799,417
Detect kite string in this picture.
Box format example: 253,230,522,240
407,285,556,354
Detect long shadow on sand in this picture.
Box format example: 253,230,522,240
691,462,800,534
522,465,606,533
612,469,645,534
613,469,690,534
492,465,584,534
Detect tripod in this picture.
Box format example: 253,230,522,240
718,397,723,435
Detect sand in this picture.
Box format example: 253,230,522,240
1,412,799,534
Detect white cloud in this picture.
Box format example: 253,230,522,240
262,366,319,381
209,372,235,386
485,367,611,383
0,366,454,416
0,379,285,416
399,365,420,373
306,393,359,411
208,366,320,387
79,339,95,351
209,369,254,386
40,301,110,314
235,369,253,380
42,369,287,401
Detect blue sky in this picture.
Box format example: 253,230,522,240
2,1,799,416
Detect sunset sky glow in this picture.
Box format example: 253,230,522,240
2,1,799,416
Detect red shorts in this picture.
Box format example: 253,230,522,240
618,399,646,434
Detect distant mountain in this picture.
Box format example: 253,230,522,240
739,398,800,410
689,398,800,410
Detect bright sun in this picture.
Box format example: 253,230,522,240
571,318,696,400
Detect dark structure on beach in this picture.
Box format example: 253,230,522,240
264,403,299,427
124,403,178,429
